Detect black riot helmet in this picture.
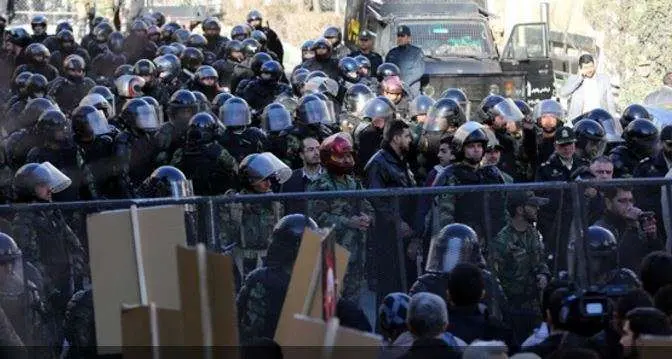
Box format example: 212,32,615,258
514,99,532,120
219,97,252,128
31,14,47,34
585,225,618,285
224,40,244,59
261,103,293,133
142,166,192,198
354,55,371,76
230,24,250,41
140,96,164,124
291,68,310,96
0,233,21,265
120,98,160,132
56,21,73,34
170,42,186,55
440,88,469,113
623,119,659,158
361,96,396,123
168,90,199,126
192,91,210,112
426,223,481,274
79,93,115,119
36,110,71,144
260,60,283,83
71,105,111,142
186,112,218,145
338,57,360,83
266,214,319,268
20,98,59,129
8,28,31,48
88,86,116,112
211,92,234,115
621,104,652,129
63,54,86,79
161,22,181,42
301,40,315,61
131,20,148,35
579,108,622,144
153,54,181,82
25,43,50,65
376,62,400,82
246,10,263,26
90,16,105,30
574,119,607,160
409,95,436,120
478,95,524,124
323,26,342,46
297,94,331,126
151,11,166,27
13,163,53,201
250,30,267,47
452,121,488,154
343,84,375,115
107,31,124,54
251,52,273,76
180,47,204,72
56,30,76,50
242,38,262,58
26,73,48,98
133,59,157,80
202,17,221,34
195,65,219,85
424,98,466,133
239,152,292,189
311,38,332,61
13,71,33,96
186,33,207,50
93,22,114,44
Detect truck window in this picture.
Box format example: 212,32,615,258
401,21,495,59
503,23,549,60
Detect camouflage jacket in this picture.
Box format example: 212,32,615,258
490,223,550,305
219,189,284,250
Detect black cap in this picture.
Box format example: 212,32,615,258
359,30,374,40
396,25,411,37
508,191,549,208
555,126,576,144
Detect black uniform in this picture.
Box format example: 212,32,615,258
115,130,159,196
252,26,284,64
212,59,239,90
218,127,267,164
609,145,642,178
47,76,96,114
349,50,383,75
90,51,127,82
385,44,425,97
5,128,41,170
122,35,158,65
50,47,90,72
301,57,340,80
238,79,292,114
13,63,59,82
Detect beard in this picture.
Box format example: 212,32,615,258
464,155,481,165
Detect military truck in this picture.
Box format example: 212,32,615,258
344,0,554,106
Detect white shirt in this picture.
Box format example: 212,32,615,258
581,76,601,113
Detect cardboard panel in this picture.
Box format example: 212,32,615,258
87,209,139,354
639,335,672,359
282,314,381,351
121,305,184,359
176,246,204,346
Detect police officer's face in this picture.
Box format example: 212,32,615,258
415,114,427,124
483,149,501,166
463,142,483,163
555,142,575,159
359,37,372,50
32,24,46,36
437,143,452,167
200,76,216,87
383,89,402,104
35,183,52,201
252,178,271,193
396,34,410,46
249,20,261,29
231,51,244,62
325,37,338,46
606,189,635,219
539,115,558,134
205,29,219,37
492,115,507,130
316,48,328,57
302,50,315,61
358,66,370,77
590,161,613,181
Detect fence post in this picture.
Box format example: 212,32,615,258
665,181,672,254
391,196,407,292
570,182,588,288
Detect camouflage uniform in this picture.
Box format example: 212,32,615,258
171,142,238,196
490,222,550,338
307,173,374,301
219,189,284,280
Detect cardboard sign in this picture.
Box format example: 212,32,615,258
121,304,183,359
282,314,381,350
275,228,350,345
177,245,239,348
87,205,187,353
638,335,672,359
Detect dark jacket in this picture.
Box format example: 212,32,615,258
609,144,642,178
280,168,316,214
634,151,670,240
349,50,383,74
447,304,517,351
385,44,425,97
527,331,589,358
300,57,340,80
398,338,461,359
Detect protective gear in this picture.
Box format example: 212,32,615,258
452,121,488,153
13,162,54,200
202,17,221,33
230,25,251,41
30,15,47,37
361,96,396,122
574,119,607,160
581,108,623,144
114,74,145,98
186,34,207,50
0,233,23,282
8,28,31,48
154,54,181,82
440,88,469,116
239,152,291,186
13,71,33,96
532,99,564,122
186,112,218,145
62,54,86,81
250,52,273,76
212,93,234,115
343,84,375,115
79,93,114,120
25,43,50,65
36,110,70,145
291,68,310,96
425,223,481,273
167,90,199,127
259,60,283,82
323,26,342,45
131,20,148,34
266,213,318,267
621,104,652,129
585,225,618,285
224,40,244,59
156,45,179,57
161,22,181,43
19,98,58,129
71,105,110,142
133,59,157,78
297,94,331,125
354,55,371,74
242,39,262,58
478,95,524,124
25,74,48,99
320,133,355,175
376,62,401,82
195,65,219,84
116,66,136,79
219,97,252,128
93,22,114,44
151,11,166,27
311,38,332,61
141,166,193,198
338,57,359,83
261,103,293,133
119,98,160,132
423,98,465,132
108,31,125,54
251,30,267,47
623,119,659,158
247,10,264,24
87,86,116,116
378,292,411,334
192,91,210,112
56,30,76,51
301,40,315,61
140,96,164,124
181,47,204,72
409,95,436,119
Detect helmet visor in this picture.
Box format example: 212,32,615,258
492,98,524,122
85,109,112,136
135,105,160,130
40,161,72,193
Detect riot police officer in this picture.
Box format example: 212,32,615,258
521,99,566,181
133,59,169,105
90,31,127,86
217,97,266,163
179,47,205,84
239,60,292,115
188,65,222,101
4,73,50,134
620,104,652,129
576,108,624,154
212,40,244,91
49,30,91,73
5,70,33,109
14,43,59,81
87,22,114,60
48,55,96,114
230,24,251,42
433,121,507,243
30,15,49,44
384,25,425,97
261,103,300,167
301,38,340,80
251,30,279,60
246,9,284,63
123,20,159,64
153,54,183,96
574,119,607,162
5,98,59,169
233,51,271,96
349,30,383,75
476,95,524,180
355,96,396,169
171,112,238,196
409,223,509,322
337,56,362,93
155,90,199,164
440,88,470,119
84,86,116,119
610,119,659,178
340,83,375,134
323,26,349,59
202,17,229,55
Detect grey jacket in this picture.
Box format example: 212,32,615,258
559,73,616,120
644,86,672,109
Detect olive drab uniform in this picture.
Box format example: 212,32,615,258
171,141,238,196
219,189,284,280
307,173,374,301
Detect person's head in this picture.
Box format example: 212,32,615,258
396,25,411,46
379,292,411,342
603,186,634,219
407,292,448,339
662,72,672,87
383,119,412,156
358,30,374,51
640,251,672,297
462,341,508,359
483,146,502,166
541,280,573,324
555,127,577,159
437,136,453,167
547,287,573,331
506,191,548,224
654,284,672,321
447,263,484,307
299,137,321,167
589,156,614,181
615,289,654,334
381,76,404,104
579,54,596,78
621,307,672,357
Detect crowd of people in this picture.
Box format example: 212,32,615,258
0,6,670,359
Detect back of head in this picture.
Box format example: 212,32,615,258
447,262,484,307
626,307,672,337
640,251,672,297
407,292,448,339
462,340,508,359
654,284,672,317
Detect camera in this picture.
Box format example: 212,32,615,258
559,289,611,337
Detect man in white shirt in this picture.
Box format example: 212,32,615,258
643,72,672,109
559,54,616,119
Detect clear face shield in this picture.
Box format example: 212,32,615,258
40,161,72,193
492,98,524,122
